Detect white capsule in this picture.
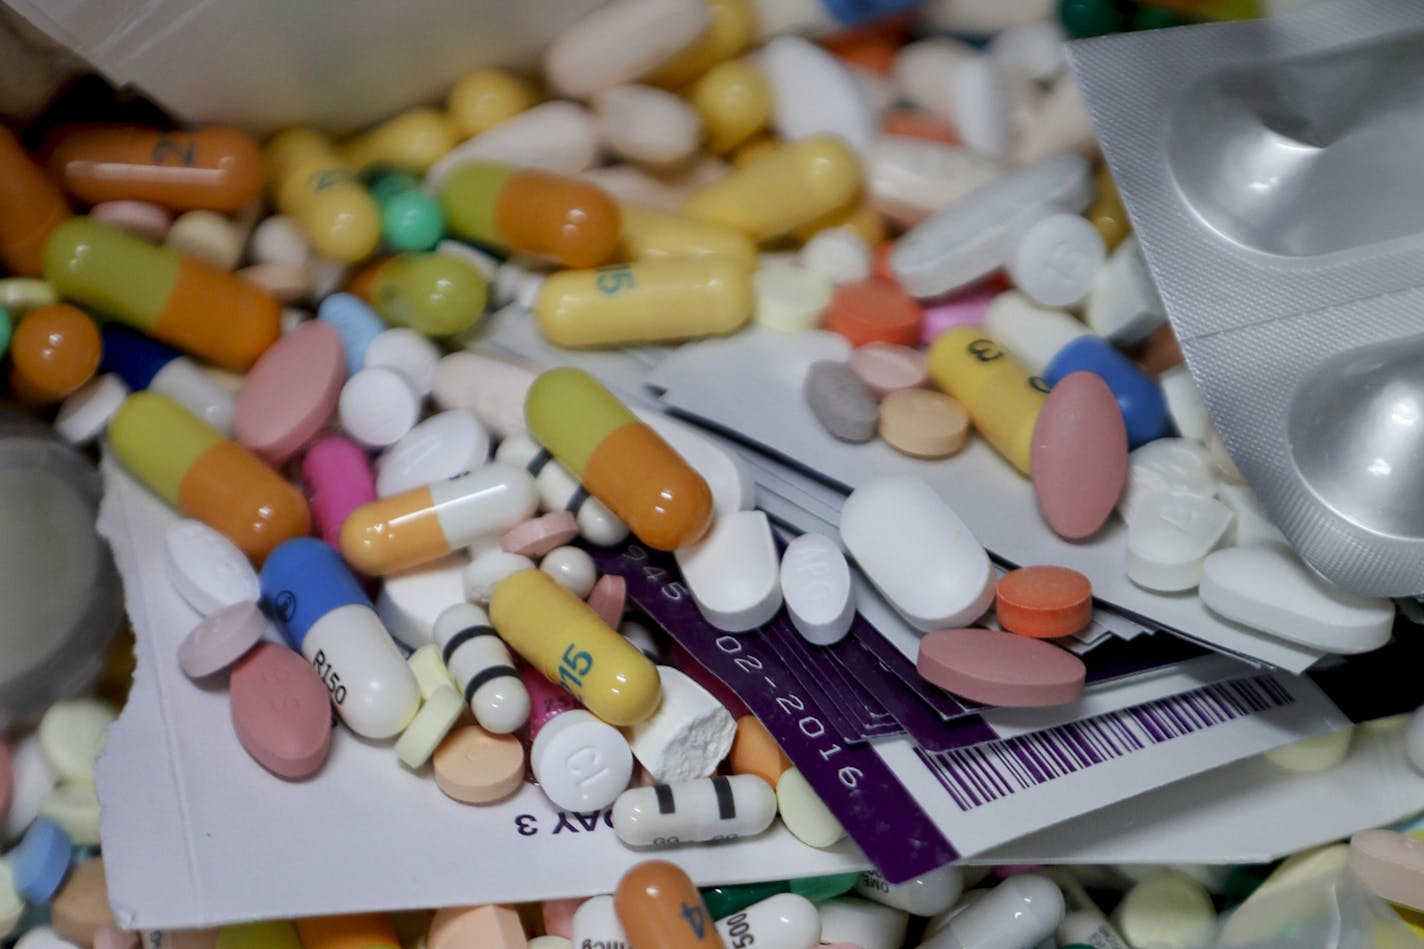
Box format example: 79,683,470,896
623,666,736,782
463,549,538,606
981,290,1088,377
717,894,821,949
376,410,491,497
779,532,854,646
855,866,964,917
918,875,1064,949
818,897,909,949
612,774,777,847
303,602,421,739
434,603,530,734
496,434,630,546
571,897,630,949
675,510,783,633
533,709,634,812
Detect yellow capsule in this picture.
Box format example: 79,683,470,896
490,568,661,726
646,0,755,89
687,58,771,154
730,135,780,169
927,327,1047,475
341,107,457,174
1089,163,1130,252
447,69,542,138
618,202,756,268
793,198,886,248
266,128,380,262
682,135,860,241
534,258,751,348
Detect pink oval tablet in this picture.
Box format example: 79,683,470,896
917,627,1085,707
234,321,345,465
1030,371,1127,541
179,600,268,679
850,342,927,399
587,573,627,628
500,511,579,558
91,201,172,242
0,740,11,829
302,437,377,549
94,925,141,949
229,642,332,780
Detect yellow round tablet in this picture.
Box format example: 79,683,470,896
432,724,525,804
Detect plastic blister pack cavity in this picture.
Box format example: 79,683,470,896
1215,865,1424,949
1071,1,1424,596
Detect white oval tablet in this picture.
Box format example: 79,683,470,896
165,519,260,617
639,410,756,516
55,374,128,446
867,137,1002,228
840,475,994,632
780,533,854,646
622,666,736,782
1125,492,1235,593
364,328,441,398
759,35,874,154
432,350,536,438
376,410,491,497
532,710,634,812
339,367,421,449
425,101,601,191
593,84,702,167
375,554,468,649
1200,546,1394,653
675,510,783,633
817,897,907,949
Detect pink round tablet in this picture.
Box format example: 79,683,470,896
850,343,927,399
542,897,585,939
302,436,377,549
501,511,579,558
229,642,332,780
917,627,1085,708
587,573,627,628
91,201,172,242
0,740,11,829
179,600,268,679
920,285,995,345
94,926,141,949
1030,371,1127,540
234,321,346,465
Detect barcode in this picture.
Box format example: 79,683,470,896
915,675,1294,812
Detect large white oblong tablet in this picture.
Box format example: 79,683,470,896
780,533,854,646
164,519,260,617
758,35,875,154
1199,546,1394,653
622,666,736,782
424,101,600,190
375,410,491,497
375,554,468,648
638,410,756,516
431,351,536,439
675,510,783,633
1125,492,1234,593
840,475,994,632
867,137,1002,228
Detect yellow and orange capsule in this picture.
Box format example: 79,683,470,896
614,860,724,949
0,125,71,276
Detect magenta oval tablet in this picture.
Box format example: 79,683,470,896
1030,371,1127,540
179,600,268,679
917,627,1085,707
234,321,345,464
500,511,579,558
229,642,332,780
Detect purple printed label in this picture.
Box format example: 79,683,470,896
589,541,959,882
858,623,977,719
760,618,870,744
833,640,999,752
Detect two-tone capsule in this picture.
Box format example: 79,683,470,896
432,603,529,734
612,774,778,847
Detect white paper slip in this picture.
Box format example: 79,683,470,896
647,328,1325,673
93,459,865,930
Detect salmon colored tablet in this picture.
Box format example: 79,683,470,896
432,725,525,804
917,627,1085,707
587,574,627,629
995,566,1093,639
1030,371,1126,540
234,320,345,465
822,278,923,348
229,642,332,780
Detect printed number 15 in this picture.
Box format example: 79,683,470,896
559,643,593,693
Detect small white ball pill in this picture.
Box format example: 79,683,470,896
364,328,441,399
38,699,115,784
434,602,530,734
339,367,421,449
800,229,872,285
249,214,312,268
623,666,736,782
166,210,243,270
612,774,777,848
540,546,597,599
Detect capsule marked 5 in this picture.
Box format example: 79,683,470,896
526,367,712,551
489,568,660,727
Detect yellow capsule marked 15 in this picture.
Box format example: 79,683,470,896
534,259,752,348
927,326,1048,475
490,568,661,727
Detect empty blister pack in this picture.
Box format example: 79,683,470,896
1071,1,1424,596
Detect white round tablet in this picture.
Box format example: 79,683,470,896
376,410,491,497
164,519,260,617
339,367,421,449
800,229,873,285
364,328,441,398
377,554,469,649
1007,210,1106,308
54,374,128,446
531,709,633,812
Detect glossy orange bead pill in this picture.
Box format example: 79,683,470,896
294,915,399,949
0,125,70,276
9,303,100,403
995,565,1094,639
615,860,723,949
822,278,923,348
45,125,264,212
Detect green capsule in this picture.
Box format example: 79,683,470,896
372,252,487,337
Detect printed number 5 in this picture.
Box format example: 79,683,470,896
732,936,753,948
595,266,635,295
679,903,708,940
562,644,593,677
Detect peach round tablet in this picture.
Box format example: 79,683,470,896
879,389,970,459
1031,371,1126,540
500,511,579,558
432,725,525,805
917,627,1085,707
850,342,927,399
178,601,268,679
52,857,113,948
428,905,526,949
995,566,1093,639
234,320,345,464
229,642,332,780
587,574,627,629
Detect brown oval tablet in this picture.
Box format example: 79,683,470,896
805,360,879,443
52,857,114,947
229,642,333,780
917,627,1085,707
432,725,525,804
1030,371,1126,540
233,320,345,465
878,388,969,459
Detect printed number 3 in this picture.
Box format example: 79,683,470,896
679,903,708,940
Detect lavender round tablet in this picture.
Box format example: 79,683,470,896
229,642,332,780
917,627,1085,707
178,601,268,680
234,320,345,465
1030,371,1127,540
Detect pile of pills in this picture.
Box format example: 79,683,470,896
1,0,1420,945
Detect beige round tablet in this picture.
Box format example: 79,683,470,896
432,725,525,805
238,263,311,303
167,210,244,270
52,858,114,948
395,686,465,770
878,388,970,459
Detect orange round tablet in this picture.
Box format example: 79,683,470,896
432,724,525,804
10,303,101,402
822,278,922,348
995,565,1093,639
